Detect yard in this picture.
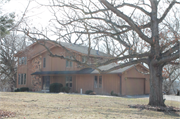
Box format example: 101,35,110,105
0,92,180,119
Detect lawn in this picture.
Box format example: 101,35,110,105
0,92,180,119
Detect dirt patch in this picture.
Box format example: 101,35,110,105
128,104,180,112
0,110,16,118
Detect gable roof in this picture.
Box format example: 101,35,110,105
14,40,111,58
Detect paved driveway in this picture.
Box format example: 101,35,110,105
125,95,180,102
163,95,180,102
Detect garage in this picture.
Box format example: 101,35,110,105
126,78,145,95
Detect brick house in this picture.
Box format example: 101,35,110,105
14,40,150,95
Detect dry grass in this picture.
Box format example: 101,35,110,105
0,92,180,119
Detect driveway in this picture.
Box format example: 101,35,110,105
125,95,180,102
163,95,180,102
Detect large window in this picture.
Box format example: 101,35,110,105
66,76,72,88
43,57,46,68
18,73,26,85
66,56,73,67
19,57,27,65
94,76,102,88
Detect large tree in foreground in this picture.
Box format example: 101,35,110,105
25,0,180,107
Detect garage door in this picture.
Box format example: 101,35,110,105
126,78,145,95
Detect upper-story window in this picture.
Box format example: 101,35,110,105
66,56,73,67
82,56,91,64
19,57,27,65
82,56,87,63
43,57,46,68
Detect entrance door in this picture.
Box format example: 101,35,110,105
93,76,102,94
42,76,50,90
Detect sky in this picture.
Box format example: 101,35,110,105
2,0,52,28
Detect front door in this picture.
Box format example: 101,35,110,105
42,76,50,90
93,76,102,94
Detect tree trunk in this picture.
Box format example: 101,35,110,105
148,62,166,107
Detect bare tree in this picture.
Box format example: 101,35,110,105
24,0,180,107
0,32,28,91
163,64,180,94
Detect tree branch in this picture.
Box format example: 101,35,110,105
156,51,180,65
116,3,151,16
162,42,180,56
99,0,153,44
158,0,176,23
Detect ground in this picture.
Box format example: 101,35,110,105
0,92,180,119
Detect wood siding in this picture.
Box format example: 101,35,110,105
121,65,150,95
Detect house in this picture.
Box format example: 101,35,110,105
14,40,150,95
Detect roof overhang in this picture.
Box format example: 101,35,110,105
31,68,95,75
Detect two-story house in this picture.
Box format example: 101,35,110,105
14,40,150,95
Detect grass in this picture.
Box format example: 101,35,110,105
0,92,180,119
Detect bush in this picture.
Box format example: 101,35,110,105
85,90,93,94
111,91,118,96
49,83,63,93
61,86,70,93
14,88,20,92
20,87,29,92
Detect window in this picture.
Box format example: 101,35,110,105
94,76,98,88
24,74,26,85
19,58,21,65
19,57,27,65
99,76,102,88
43,57,46,68
66,56,73,67
21,74,23,85
21,57,24,64
24,57,27,65
18,73,26,85
82,56,87,63
18,74,21,84
66,76,72,88
94,76,102,88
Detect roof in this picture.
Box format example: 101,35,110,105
91,63,135,74
31,71,78,75
14,40,111,57
31,63,141,75
31,68,94,75
58,41,111,57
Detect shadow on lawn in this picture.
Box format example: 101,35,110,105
138,107,180,117
163,111,180,117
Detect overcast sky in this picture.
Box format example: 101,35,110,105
2,0,52,28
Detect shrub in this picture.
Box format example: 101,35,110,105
111,91,118,96
14,88,20,92
85,90,93,94
49,83,63,93
20,87,29,92
74,91,78,93
61,86,70,93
